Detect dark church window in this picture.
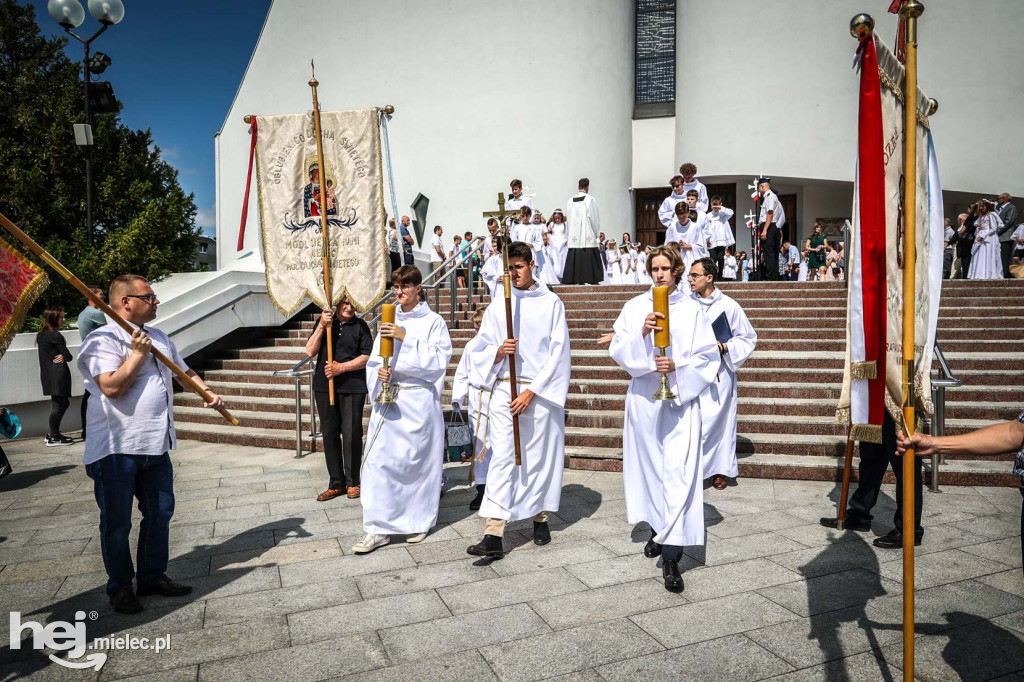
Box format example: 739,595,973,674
635,0,676,118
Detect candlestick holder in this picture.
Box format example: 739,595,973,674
376,356,397,404
652,347,676,401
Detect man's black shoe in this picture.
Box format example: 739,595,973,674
110,585,143,614
662,560,684,592
644,529,662,558
137,577,193,597
467,534,504,558
873,529,922,549
819,517,871,532
533,521,551,545
469,484,485,511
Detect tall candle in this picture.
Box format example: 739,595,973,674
380,304,396,357
652,286,670,348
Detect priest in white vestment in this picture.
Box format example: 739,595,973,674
353,265,453,554
609,245,720,592
563,178,603,284
466,241,571,558
688,257,757,490
451,307,490,511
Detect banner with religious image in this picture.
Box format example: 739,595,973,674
0,235,48,361
253,108,386,314
836,35,943,442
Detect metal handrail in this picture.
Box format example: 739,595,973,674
367,237,486,329
272,355,319,458
928,343,962,492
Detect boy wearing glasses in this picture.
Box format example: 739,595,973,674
465,241,571,558
353,266,453,554
658,175,688,230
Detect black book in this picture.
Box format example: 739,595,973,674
711,313,733,345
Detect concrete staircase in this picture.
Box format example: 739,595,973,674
174,279,1024,486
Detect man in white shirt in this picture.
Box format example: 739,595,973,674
78,275,225,614
481,218,501,260
506,178,534,215
430,225,446,279
782,240,801,281
756,178,786,281
679,162,709,212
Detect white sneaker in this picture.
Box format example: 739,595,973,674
352,533,390,554
406,532,427,544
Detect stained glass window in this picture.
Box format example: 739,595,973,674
635,0,676,117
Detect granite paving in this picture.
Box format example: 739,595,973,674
0,437,1020,680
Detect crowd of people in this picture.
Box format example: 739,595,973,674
944,193,1022,279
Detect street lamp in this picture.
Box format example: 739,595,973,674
47,0,125,244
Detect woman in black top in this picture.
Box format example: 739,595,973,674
36,308,74,446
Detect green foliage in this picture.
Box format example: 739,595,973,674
0,0,199,325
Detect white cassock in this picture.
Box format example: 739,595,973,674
511,222,543,260
452,333,490,486
636,252,652,284
481,254,503,299
667,219,708,269
361,301,452,535
548,221,569,278
609,288,720,547
658,193,687,229
505,195,534,215
682,179,709,212
692,289,757,479
536,244,561,285
968,211,1005,279
466,283,571,522
708,207,736,249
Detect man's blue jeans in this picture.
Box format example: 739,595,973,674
85,453,175,596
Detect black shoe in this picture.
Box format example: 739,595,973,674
873,529,922,549
533,521,551,546
136,577,193,597
819,517,871,532
662,560,684,592
469,484,485,511
466,534,504,558
110,585,143,614
644,529,662,558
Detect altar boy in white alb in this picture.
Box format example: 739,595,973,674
353,266,453,554
466,241,571,558
688,257,757,491
609,245,720,592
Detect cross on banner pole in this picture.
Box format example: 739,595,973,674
481,193,523,466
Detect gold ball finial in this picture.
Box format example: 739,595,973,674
850,13,875,40
243,115,253,124
899,0,924,19
309,77,319,88
927,98,939,116
383,105,395,115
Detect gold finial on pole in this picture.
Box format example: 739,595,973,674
243,114,254,124
899,3,924,680
849,13,875,39
383,105,395,115
927,98,939,116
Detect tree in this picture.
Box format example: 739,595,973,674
0,0,199,319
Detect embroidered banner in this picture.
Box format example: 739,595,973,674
254,108,386,314
837,36,943,441
0,235,48,361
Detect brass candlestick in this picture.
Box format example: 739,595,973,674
652,347,675,401
376,356,397,404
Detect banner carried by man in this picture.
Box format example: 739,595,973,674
251,108,386,314
837,34,944,442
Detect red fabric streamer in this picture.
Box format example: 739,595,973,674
237,117,258,252
888,0,908,63
857,37,888,428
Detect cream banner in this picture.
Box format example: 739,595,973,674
255,108,385,314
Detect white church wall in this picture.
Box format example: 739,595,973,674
216,0,635,272
631,117,676,189
674,0,1023,198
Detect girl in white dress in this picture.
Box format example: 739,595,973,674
535,232,561,286
722,248,738,281
604,240,622,284
547,209,569,280
797,250,809,281
968,199,1005,279
620,245,635,284
636,246,652,285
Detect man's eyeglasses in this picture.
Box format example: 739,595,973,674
686,273,706,279
671,184,682,189
125,294,158,303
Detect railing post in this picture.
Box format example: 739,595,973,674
449,267,457,326
294,376,303,459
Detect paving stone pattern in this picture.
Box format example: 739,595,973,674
0,438,1021,680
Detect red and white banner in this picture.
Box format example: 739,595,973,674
837,36,943,442
0,236,48,361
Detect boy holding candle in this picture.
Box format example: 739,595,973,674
465,241,572,558
353,266,453,554
608,245,720,592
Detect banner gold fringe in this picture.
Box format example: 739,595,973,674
850,361,877,381
0,235,49,361
850,423,883,444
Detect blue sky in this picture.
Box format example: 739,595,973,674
27,0,273,237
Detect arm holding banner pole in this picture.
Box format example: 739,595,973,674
0,211,239,426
